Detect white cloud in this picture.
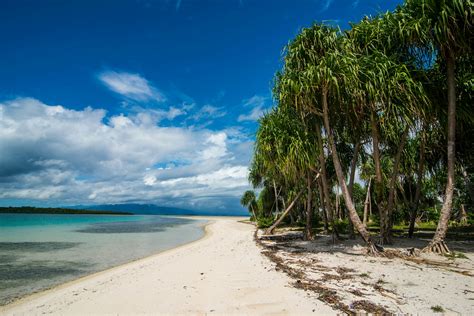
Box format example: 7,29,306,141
191,104,226,121
320,0,334,12
243,95,266,108
143,175,157,186
238,106,266,122
238,95,269,122
0,98,251,211
98,71,165,102
201,132,228,160
160,165,248,190
166,106,185,120
132,105,187,124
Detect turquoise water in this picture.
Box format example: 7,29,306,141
0,213,206,305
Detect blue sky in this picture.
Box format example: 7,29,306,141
0,0,400,214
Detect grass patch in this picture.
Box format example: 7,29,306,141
431,305,444,313
256,217,274,228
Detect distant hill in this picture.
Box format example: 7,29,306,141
68,203,247,216
0,206,132,215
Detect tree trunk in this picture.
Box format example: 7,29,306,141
316,122,339,238
250,204,257,222
321,88,380,253
409,129,426,238
371,111,383,184
371,110,389,244
369,191,372,217
384,127,409,243
363,179,372,226
265,180,315,235
318,178,329,232
459,204,468,224
425,50,456,254
347,141,361,238
304,174,314,240
273,179,280,214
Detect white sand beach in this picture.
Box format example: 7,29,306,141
1,217,334,315
257,230,474,314
3,217,473,315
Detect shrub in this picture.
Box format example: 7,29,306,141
333,218,349,232
256,216,274,228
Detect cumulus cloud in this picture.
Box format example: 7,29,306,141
237,95,269,122
98,71,165,102
0,98,251,211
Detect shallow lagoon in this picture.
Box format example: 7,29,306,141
0,213,206,305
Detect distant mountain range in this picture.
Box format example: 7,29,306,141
68,203,247,216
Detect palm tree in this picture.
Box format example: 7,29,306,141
253,107,320,238
281,24,381,252
318,55,381,252
400,0,473,253
245,0,472,256
240,190,258,220
348,13,429,244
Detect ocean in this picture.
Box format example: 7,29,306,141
0,213,206,305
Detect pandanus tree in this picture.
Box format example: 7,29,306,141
318,52,384,252
247,0,472,256
277,25,346,239
348,14,429,244
240,190,258,220
399,122,428,238
248,124,285,219
278,24,381,252
253,106,320,239
399,0,473,253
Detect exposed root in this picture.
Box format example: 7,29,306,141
264,227,275,235
376,235,393,246
303,231,315,241
381,247,421,259
423,240,451,255
366,243,384,256
405,247,420,256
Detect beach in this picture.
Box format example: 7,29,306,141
1,217,334,315
0,214,207,305
3,217,473,315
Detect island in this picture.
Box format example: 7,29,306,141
0,206,133,215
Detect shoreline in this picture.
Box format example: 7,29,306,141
1,217,333,315
0,216,215,310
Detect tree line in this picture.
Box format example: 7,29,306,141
0,206,133,215
242,0,473,255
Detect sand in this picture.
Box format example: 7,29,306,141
1,217,335,315
258,230,474,314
